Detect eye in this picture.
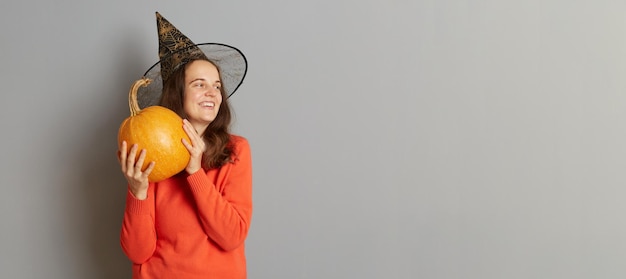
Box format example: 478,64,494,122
192,82,205,88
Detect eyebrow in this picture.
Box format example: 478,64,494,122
188,78,221,84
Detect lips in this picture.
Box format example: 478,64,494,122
199,101,215,108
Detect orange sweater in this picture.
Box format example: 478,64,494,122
120,135,253,279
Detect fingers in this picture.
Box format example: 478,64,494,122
181,133,204,158
117,141,126,161
135,148,147,172
118,142,153,194
143,161,156,176
181,138,192,150
182,119,206,152
119,141,128,170
181,120,205,174
119,142,154,178
126,143,139,173
182,119,198,142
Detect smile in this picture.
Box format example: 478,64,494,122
200,101,215,107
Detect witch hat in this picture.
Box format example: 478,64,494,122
137,12,248,108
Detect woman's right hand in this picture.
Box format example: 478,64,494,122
118,141,155,200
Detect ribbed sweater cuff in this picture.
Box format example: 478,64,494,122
186,170,210,195
125,190,151,215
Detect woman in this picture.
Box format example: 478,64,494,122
117,13,252,279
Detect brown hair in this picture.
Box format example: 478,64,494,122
160,58,233,169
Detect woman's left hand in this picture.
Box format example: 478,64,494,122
182,119,206,174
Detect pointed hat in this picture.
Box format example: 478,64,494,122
137,12,248,108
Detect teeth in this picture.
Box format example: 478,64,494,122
200,102,214,107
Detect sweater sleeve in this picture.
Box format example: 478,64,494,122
120,185,157,263
186,137,253,251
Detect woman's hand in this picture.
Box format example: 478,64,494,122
182,119,206,174
118,141,154,200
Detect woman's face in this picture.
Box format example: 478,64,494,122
183,60,222,133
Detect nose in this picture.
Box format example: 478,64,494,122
205,87,219,96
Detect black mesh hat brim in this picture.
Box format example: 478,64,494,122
136,43,248,109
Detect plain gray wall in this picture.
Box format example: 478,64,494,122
2,0,626,278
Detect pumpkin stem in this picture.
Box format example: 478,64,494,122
128,78,153,116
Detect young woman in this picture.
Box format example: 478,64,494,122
117,13,252,279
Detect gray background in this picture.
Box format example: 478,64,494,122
2,0,626,278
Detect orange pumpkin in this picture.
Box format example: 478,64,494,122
118,78,190,182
